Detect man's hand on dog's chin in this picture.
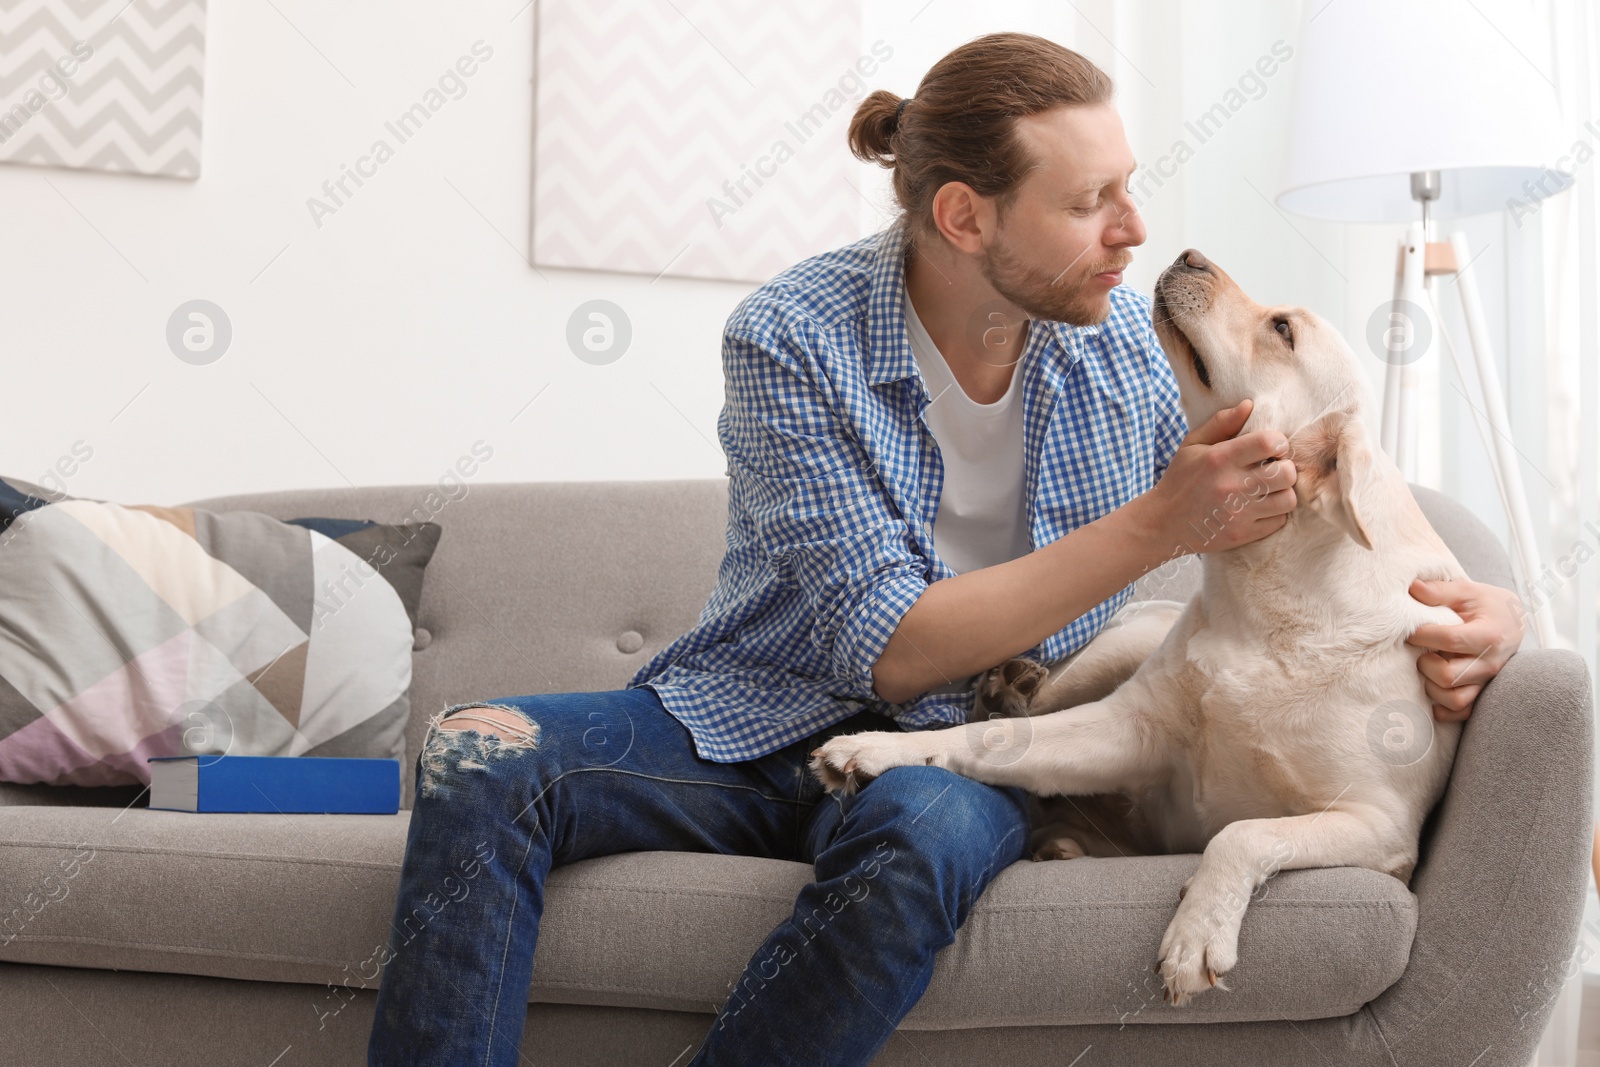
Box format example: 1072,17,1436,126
1146,398,1300,555
1405,578,1526,723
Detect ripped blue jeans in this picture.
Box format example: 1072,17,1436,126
366,686,1029,1067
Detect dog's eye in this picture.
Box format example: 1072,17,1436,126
1274,318,1293,347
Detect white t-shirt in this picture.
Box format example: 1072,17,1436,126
904,287,1032,574
903,287,1032,695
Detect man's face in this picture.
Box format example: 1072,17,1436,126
979,103,1145,327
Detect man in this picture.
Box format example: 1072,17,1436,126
368,32,1521,1067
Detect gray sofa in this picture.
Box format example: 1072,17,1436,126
0,478,1591,1066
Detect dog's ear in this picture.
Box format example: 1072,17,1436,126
1290,412,1374,550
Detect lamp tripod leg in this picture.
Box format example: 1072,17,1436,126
1380,238,1409,459
1442,231,1558,648
1384,225,1429,485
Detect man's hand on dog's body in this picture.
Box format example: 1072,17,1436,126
1406,578,1525,723
1142,398,1298,555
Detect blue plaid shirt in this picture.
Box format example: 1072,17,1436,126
629,223,1187,762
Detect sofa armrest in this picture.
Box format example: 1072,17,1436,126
1368,648,1594,1065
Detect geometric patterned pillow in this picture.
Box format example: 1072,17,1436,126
0,477,440,787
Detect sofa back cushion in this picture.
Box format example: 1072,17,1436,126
0,478,1512,809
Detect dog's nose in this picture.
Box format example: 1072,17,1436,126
1177,248,1211,273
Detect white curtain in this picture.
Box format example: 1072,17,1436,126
1529,0,1600,1062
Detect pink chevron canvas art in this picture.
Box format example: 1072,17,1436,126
531,0,874,283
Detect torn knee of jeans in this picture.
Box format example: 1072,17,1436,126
418,702,540,799
433,702,540,746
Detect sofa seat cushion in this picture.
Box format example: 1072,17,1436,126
0,805,1416,1028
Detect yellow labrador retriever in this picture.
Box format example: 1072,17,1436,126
809,248,1469,1007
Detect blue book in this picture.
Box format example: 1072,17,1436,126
147,754,401,814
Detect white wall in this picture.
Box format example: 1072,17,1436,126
3,0,756,504
0,0,1544,557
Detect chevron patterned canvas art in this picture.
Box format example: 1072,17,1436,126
532,0,872,283
0,0,205,179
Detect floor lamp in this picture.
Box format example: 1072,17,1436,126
1276,0,1571,649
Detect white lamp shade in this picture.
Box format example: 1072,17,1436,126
1277,0,1572,222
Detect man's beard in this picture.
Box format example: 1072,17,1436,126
979,232,1129,327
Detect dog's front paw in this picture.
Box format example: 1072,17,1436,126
1155,889,1240,1007
973,658,1048,720
1028,830,1088,861
809,732,923,795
